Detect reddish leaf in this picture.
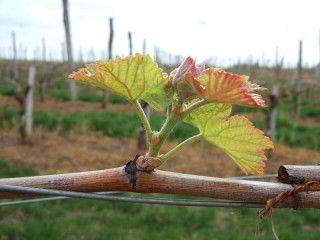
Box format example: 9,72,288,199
199,69,266,107
172,56,205,85
176,67,266,107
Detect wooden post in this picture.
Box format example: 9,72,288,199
41,38,46,62
128,32,133,55
61,42,66,63
265,47,282,141
154,46,159,63
266,85,280,141
5,66,36,142
294,40,302,119
11,32,19,80
261,54,268,83
101,18,113,109
108,18,114,59
315,30,320,100
78,47,83,63
39,38,46,102
18,43,23,61
62,0,77,102
23,48,27,61
25,66,36,138
142,39,146,55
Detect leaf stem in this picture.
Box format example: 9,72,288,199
160,134,202,163
181,99,207,119
147,100,207,157
133,100,152,142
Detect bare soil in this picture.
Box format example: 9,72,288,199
1,128,319,178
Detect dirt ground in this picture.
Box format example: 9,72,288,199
1,128,320,178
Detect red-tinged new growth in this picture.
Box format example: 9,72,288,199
200,69,266,107
173,57,266,107
172,56,205,86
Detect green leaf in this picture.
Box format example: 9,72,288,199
184,102,232,128
69,53,172,112
185,103,273,175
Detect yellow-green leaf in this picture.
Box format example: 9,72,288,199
184,102,232,129
69,53,172,112
185,103,273,175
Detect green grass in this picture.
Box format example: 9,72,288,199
0,157,319,239
0,78,127,104
251,113,320,150
232,102,320,150
2,104,319,150
3,200,320,240
300,106,320,118
0,82,16,96
277,124,320,150
281,96,316,106
48,90,128,104
46,80,128,104
233,105,268,114
0,105,198,141
234,97,320,119
0,158,37,178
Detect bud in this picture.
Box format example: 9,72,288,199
136,155,162,172
151,131,160,147
172,57,195,84
171,56,205,87
172,103,186,120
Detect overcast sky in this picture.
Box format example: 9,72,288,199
0,0,319,67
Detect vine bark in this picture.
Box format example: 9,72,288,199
0,162,320,209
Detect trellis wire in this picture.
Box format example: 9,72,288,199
0,191,121,206
0,184,268,208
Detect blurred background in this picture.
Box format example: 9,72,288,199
0,0,320,239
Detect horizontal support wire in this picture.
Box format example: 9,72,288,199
0,184,268,208
0,192,121,207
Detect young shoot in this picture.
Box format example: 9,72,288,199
69,53,273,176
